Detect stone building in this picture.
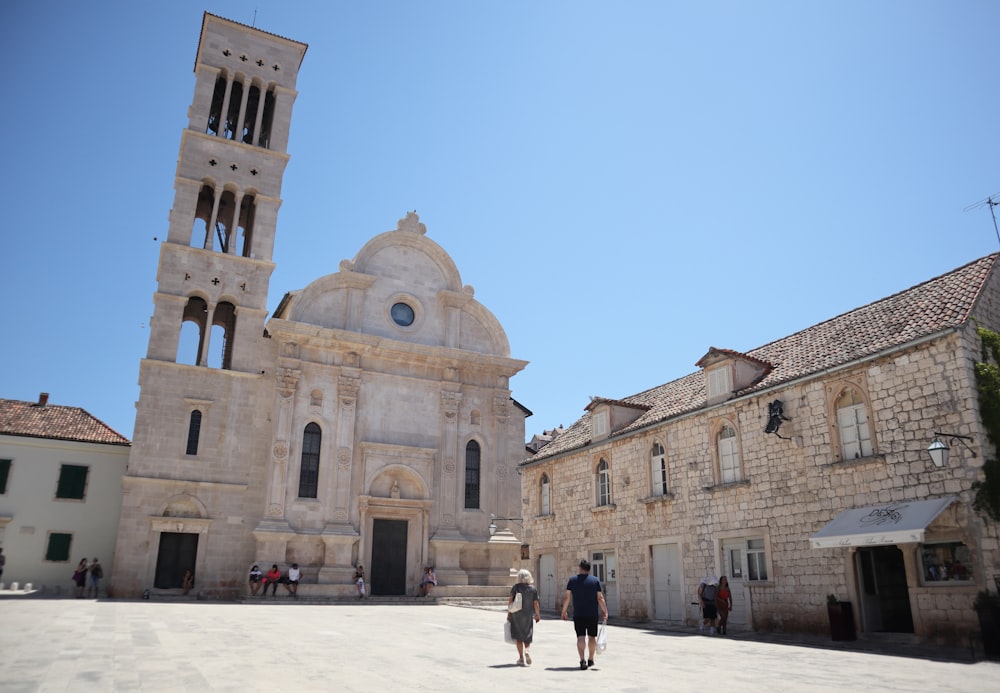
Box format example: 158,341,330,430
111,14,526,599
521,255,1000,643
0,394,129,593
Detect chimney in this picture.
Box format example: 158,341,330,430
37,392,49,407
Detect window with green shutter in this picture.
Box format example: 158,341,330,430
45,532,73,561
55,464,89,500
0,458,11,494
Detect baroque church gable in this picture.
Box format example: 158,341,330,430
280,212,511,357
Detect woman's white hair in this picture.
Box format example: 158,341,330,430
517,568,534,584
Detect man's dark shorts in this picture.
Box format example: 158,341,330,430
702,602,718,620
573,616,599,637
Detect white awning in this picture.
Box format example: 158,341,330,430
809,496,956,549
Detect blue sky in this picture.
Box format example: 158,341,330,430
1,1,998,441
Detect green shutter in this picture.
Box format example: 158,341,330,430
46,533,72,561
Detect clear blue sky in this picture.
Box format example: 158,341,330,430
1,1,998,441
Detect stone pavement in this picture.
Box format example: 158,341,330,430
0,597,996,692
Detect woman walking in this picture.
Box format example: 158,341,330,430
507,568,541,666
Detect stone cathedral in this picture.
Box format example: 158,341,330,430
111,13,528,599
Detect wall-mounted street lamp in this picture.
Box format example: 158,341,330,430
927,432,977,468
488,514,523,537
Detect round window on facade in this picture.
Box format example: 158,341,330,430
390,302,415,327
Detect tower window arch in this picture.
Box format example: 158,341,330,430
596,458,611,507
298,422,321,499
464,440,481,510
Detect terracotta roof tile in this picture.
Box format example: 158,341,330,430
528,254,998,462
0,398,131,446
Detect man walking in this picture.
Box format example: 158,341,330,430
561,559,608,670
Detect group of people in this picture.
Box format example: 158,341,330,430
505,558,609,670
71,557,103,598
248,563,302,597
698,575,733,635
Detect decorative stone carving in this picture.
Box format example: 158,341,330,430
444,458,456,476
278,368,300,398
334,510,348,521
496,465,508,480
440,513,456,527
339,375,360,401
337,447,351,468
310,389,323,407
267,503,282,516
390,481,400,499
272,441,289,460
397,211,427,235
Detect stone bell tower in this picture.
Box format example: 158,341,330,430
111,14,307,598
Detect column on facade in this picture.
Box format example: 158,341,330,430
218,75,235,140
266,86,298,153
492,390,511,513
252,82,267,147
430,387,469,585
198,304,216,367
228,190,244,255
263,367,299,522
318,372,361,584
235,76,251,144
205,186,223,251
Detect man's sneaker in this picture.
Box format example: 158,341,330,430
587,659,594,668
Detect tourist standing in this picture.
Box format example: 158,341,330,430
87,558,103,598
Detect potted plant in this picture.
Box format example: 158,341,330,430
973,589,1000,659
827,594,856,641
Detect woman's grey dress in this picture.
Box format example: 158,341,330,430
509,583,538,643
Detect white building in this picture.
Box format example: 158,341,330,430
0,393,130,593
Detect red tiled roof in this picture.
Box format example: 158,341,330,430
528,254,998,462
0,398,130,446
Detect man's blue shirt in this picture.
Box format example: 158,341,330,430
566,573,602,618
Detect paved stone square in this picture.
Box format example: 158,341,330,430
0,599,996,692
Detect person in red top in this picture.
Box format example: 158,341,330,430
716,575,734,635
262,564,282,597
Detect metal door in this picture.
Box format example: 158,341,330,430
371,519,408,595
651,543,683,620
538,554,557,611
154,532,198,589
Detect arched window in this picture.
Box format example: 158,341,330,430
464,440,481,509
836,388,873,459
596,459,611,507
298,423,321,498
651,441,667,496
540,473,551,515
185,410,202,455
718,424,741,483
211,302,236,371
180,296,208,365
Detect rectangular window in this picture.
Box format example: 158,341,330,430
593,410,609,437
0,458,11,494
838,404,872,459
920,542,973,583
55,464,89,500
45,532,73,561
747,538,768,581
719,437,740,484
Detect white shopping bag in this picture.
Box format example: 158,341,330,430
504,620,515,644
596,622,608,654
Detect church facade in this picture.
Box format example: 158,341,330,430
111,14,526,599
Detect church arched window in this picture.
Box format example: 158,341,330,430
298,423,321,498
464,440,481,509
